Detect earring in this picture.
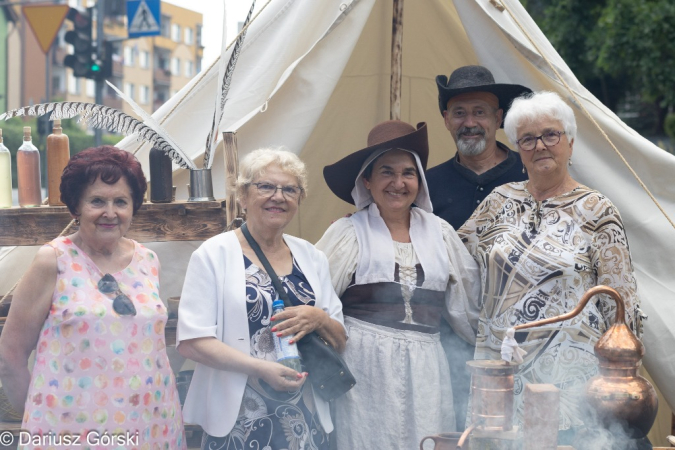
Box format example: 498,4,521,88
74,218,80,226
568,159,572,166
522,166,526,174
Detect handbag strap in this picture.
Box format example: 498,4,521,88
241,222,293,309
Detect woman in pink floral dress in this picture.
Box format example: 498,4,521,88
0,146,186,449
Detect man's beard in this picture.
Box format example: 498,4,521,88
456,126,487,156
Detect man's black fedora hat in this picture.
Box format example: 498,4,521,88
436,65,532,120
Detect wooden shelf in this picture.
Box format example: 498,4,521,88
0,201,227,246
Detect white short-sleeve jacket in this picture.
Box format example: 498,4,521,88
177,231,345,437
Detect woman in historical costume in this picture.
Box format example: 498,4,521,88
0,146,186,449
458,91,643,444
316,120,481,449
177,148,346,450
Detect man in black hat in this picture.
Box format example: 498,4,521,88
425,65,532,431
426,65,532,230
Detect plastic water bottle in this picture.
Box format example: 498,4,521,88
271,299,302,372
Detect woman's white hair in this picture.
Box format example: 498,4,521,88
504,91,577,145
236,147,308,202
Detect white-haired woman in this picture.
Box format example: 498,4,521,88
457,91,642,444
177,148,346,450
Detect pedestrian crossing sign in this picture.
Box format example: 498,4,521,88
127,0,161,38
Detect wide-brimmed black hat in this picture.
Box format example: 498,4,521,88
323,121,428,205
436,65,532,123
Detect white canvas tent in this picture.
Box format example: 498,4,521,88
1,0,674,441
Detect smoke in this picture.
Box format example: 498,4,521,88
572,403,652,450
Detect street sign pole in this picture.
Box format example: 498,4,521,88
94,0,105,147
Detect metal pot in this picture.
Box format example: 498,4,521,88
420,432,462,450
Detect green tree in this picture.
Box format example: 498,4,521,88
522,0,675,134
592,0,675,133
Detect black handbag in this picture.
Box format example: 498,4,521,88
241,223,356,401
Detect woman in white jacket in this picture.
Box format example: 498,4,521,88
178,148,347,450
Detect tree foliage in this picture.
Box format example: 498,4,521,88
522,0,675,133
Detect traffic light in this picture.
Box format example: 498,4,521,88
92,41,114,80
64,7,93,78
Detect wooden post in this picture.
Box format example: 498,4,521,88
222,131,243,229
390,0,404,121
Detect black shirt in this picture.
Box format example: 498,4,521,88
426,142,527,230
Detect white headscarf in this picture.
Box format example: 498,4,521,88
350,148,434,212
347,148,449,292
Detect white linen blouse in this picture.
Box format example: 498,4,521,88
316,215,481,343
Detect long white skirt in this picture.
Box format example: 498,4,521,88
335,317,455,450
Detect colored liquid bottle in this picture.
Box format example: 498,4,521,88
271,299,303,372
17,126,42,207
149,146,173,203
0,129,11,208
46,119,70,206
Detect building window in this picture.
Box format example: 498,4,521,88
196,57,202,74
124,82,135,100
68,74,80,95
140,51,150,69
156,52,170,71
85,79,95,98
196,24,202,47
171,23,181,42
184,27,193,45
52,72,64,94
161,14,171,37
171,57,181,76
140,85,150,105
124,46,136,67
184,60,193,78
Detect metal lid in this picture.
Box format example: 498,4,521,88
466,359,518,375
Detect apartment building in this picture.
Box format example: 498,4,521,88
6,1,203,118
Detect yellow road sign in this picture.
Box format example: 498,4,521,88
23,4,70,54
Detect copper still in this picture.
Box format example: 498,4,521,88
514,285,658,438
466,360,517,431
455,360,519,449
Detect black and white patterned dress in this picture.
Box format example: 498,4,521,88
201,256,329,450
458,182,642,430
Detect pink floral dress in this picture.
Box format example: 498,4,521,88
20,236,186,450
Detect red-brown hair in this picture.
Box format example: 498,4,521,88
60,146,147,215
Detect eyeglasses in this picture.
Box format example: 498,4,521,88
251,182,303,200
516,131,565,151
98,273,137,316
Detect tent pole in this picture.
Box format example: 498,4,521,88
223,131,243,230
390,0,403,120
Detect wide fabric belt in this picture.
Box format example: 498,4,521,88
340,282,445,333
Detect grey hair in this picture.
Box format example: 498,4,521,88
236,147,308,202
504,91,577,145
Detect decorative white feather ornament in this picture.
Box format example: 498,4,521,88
203,0,256,169
0,102,196,169
105,80,195,169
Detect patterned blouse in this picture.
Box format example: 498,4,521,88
200,256,328,450
457,182,642,430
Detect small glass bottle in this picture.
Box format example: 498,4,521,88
46,118,70,206
17,126,42,207
149,146,173,203
271,299,302,372
0,129,12,208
